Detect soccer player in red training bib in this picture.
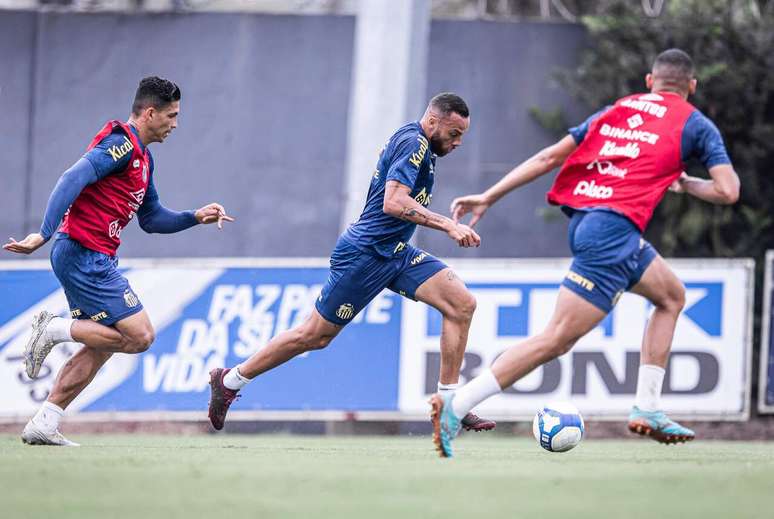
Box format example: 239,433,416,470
430,49,740,457
3,77,234,446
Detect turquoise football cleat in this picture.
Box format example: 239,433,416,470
429,393,462,458
628,406,695,444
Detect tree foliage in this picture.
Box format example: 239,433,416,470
553,0,774,259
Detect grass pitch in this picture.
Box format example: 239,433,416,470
2,434,773,519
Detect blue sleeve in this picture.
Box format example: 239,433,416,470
568,106,612,144
681,111,732,168
137,170,199,234
39,158,99,240
83,131,134,179
385,134,427,188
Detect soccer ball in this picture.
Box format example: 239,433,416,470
532,402,585,452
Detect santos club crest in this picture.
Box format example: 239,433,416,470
336,303,355,320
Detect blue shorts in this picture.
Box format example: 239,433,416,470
316,236,448,325
50,234,144,326
562,210,658,313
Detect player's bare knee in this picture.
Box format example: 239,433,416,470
445,291,476,323
126,329,155,353
315,333,336,350
296,328,331,351
542,326,580,358
655,281,686,315
459,291,477,321
668,283,686,314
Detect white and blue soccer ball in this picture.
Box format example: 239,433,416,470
532,402,585,452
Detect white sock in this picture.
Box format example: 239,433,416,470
223,365,250,391
47,316,74,343
32,401,64,434
451,369,501,419
635,364,665,412
437,382,460,395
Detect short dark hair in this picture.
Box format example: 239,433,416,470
652,48,695,82
132,76,181,115
429,92,469,118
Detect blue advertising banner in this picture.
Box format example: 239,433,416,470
0,257,754,421
0,259,402,418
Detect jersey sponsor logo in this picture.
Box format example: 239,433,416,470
586,160,628,179
394,242,407,254
126,189,147,221
598,123,659,145
573,180,614,199
566,270,595,291
627,114,644,129
336,303,355,320
106,135,134,162
620,98,667,118
411,252,428,266
124,289,140,308
70,309,82,318
599,140,641,159
133,159,140,168
130,189,146,204
408,135,429,169
108,219,123,239
414,187,431,207
90,311,109,322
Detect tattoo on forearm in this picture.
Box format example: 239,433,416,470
399,206,446,227
400,207,419,219
446,270,457,281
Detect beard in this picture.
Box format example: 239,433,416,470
429,134,450,157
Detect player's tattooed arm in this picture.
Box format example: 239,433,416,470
384,181,480,248
451,134,578,226
398,205,449,229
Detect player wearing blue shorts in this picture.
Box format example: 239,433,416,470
430,49,741,457
4,77,234,445
208,93,496,433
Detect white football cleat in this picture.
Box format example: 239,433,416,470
21,422,80,447
24,311,57,379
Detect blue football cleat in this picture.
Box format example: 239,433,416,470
628,406,695,444
429,393,462,458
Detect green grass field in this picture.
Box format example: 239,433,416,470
2,434,773,519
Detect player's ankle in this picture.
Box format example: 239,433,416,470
47,316,74,344
223,366,250,391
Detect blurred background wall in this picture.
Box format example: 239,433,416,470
0,8,587,258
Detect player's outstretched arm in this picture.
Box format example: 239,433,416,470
137,174,234,233
3,233,46,255
383,181,480,248
194,203,235,229
451,135,577,226
3,157,99,255
670,165,740,205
